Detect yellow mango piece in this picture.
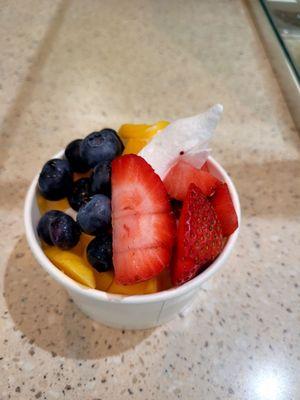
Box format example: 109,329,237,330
56,233,92,258
123,138,148,155
80,233,94,250
71,240,84,256
95,271,114,291
108,277,158,295
37,194,46,213
118,124,150,140
143,277,159,294
144,120,169,139
119,121,169,141
37,194,69,214
44,246,96,288
80,233,95,264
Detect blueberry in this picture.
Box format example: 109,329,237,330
80,129,124,167
90,161,111,196
86,234,112,272
37,210,65,245
38,159,73,200
68,178,91,211
77,194,111,235
64,139,90,173
49,213,81,250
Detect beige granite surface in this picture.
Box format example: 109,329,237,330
1,0,300,399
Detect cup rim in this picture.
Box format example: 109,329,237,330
24,152,240,304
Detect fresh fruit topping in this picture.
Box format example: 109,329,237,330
201,161,209,172
139,105,223,178
112,154,171,218
113,247,171,285
119,121,169,140
164,160,221,200
90,161,111,196
123,138,148,155
86,234,112,272
38,159,73,200
68,232,94,260
80,232,94,250
95,271,114,291
44,246,96,288
68,178,91,211
113,213,174,253
111,154,175,284
69,238,85,256
210,183,238,236
118,124,150,139
144,121,170,139
172,184,223,286
65,139,90,173
119,122,170,156
80,129,124,168
108,276,158,295
77,194,111,235
37,210,65,245
37,195,69,214
48,212,81,250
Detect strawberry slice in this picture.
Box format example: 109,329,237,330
113,154,171,218
163,160,221,200
112,154,175,285
113,247,170,285
113,213,175,253
210,183,238,236
200,161,209,172
172,183,223,286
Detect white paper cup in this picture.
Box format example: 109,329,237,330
24,152,240,330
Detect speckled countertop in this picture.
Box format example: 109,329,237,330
1,0,300,399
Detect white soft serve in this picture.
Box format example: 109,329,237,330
139,104,223,179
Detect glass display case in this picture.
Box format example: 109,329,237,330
261,0,300,79
248,0,300,130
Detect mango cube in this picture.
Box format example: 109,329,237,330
123,138,148,155
44,246,96,289
37,194,69,214
118,124,150,140
95,271,114,291
108,277,158,295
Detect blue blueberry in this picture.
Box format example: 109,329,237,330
64,139,90,173
37,210,64,245
86,234,112,272
68,178,91,211
49,213,81,250
80,129,124,168
90,161,111,196
38,159,73,200
77,194,111,235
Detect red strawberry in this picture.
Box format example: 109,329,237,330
111,154,175,285
201,161,209,172
210,183,238,236
164,160,221,200
113,247,170,285
113,213,174,253
172,183,223,286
